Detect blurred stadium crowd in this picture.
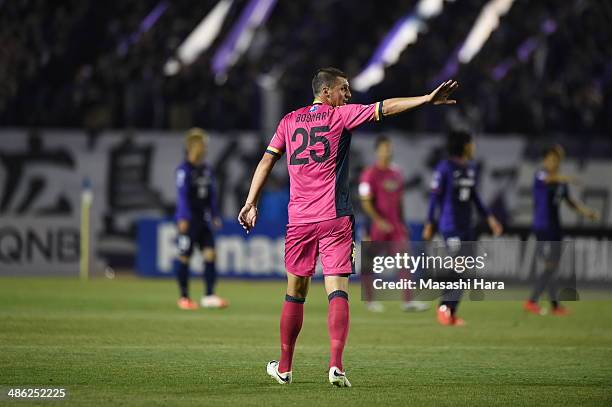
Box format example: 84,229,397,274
1,0,610,135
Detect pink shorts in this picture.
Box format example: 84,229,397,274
284,216,355,277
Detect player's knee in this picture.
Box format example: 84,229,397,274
203,248,215,262
324,275,349,295
287,287,308,298
287,277,309,298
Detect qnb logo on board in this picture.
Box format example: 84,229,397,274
0,226,80,266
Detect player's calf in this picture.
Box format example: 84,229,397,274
327,290,349,371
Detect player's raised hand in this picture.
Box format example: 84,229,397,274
558,174,581,185
238,202,258,233
428,80,459,105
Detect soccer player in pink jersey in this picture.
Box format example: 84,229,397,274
238,67,458,387
359,136,429,313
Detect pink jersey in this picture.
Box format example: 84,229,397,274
267,100,383,224
359,164,404,226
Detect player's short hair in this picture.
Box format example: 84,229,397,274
312,67,347,97
544,144,565,160
375,135,390,150
184,127,208,149
447,130,473,157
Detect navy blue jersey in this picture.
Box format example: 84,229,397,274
532,169,569,233
427,159,489,234
175,161,219,223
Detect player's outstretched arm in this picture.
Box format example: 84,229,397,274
543,173,578,184
566,197,599,221
238,153,278,232
382,80,458,117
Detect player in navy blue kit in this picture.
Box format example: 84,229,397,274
524,145,598,316
422,130,503,326
174,128,228,310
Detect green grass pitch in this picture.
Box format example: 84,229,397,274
1,277,611,406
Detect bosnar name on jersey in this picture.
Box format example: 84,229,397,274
295,111,330,123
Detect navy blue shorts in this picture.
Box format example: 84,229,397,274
426,229,476,282
440,230,475,257
534,229,563,242
177,222,215,257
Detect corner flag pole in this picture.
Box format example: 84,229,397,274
80,178,93,281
